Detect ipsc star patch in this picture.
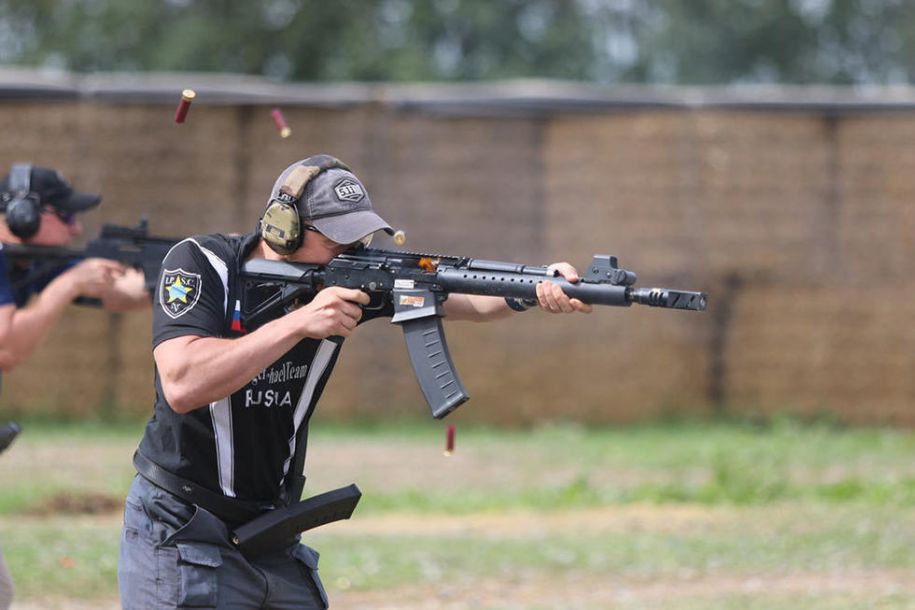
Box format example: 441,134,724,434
334,178,365,203
160,268,202,319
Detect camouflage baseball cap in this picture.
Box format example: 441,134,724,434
268,156,393,245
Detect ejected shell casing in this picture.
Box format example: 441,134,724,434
393,230,406,246
174,89,196,124
271,108,292,138
444,424,455,456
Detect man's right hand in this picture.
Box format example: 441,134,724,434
64,258,128,299
291,286,369,339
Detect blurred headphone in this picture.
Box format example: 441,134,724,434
2,163,41,239
259,155,351,255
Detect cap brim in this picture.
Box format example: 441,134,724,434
311,211,394,244
55,191,101,213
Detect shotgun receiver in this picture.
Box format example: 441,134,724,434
241,248,707,419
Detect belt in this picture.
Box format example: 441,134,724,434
133,451,275,525
133,450,362,556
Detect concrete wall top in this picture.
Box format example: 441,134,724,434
4,68,915,115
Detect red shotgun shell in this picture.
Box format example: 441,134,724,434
271,107,291,138
444,425,455,456
174,89,196,124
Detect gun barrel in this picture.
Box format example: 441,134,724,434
628,288,707,311
435,268,632,306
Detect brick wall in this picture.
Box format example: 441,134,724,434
1,85,912,424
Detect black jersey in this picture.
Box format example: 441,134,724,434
138,233,376,502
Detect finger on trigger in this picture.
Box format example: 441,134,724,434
341,287,370,304
343,302,363,321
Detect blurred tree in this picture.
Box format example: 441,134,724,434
0,0,914,85
596,0,915,85
0,0,595,81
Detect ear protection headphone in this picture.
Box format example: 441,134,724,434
259,155,351,255
2,164,41,239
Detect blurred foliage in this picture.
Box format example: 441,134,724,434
0,0,914,84
0,0,596,81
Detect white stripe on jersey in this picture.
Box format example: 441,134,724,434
210,397,235,497
280,339,339,485
186,238,229,316
164,238,235,496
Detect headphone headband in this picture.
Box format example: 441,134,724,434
259,155,351,255
8,163,32,196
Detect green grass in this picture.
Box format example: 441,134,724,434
1,417,915,607
0,517,120,599
310,505,915,587
310,417,915,512
4,416,915,515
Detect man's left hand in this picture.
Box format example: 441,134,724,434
536,263,593,314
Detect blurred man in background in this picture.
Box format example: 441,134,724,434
0,164,148,366
0,163,150,610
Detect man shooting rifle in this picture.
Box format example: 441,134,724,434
0,163,150,610
119,153,705,609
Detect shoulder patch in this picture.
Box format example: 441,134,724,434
160,268,202,319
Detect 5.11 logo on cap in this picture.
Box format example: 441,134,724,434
334,179,365,203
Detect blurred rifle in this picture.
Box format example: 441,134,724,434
241,248,708,419
2,219,178,301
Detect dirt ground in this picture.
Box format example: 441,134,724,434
12,506,915,610
20,570,912,610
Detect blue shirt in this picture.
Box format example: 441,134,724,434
4,254,75,308
0,248,75,393
0,246,14,307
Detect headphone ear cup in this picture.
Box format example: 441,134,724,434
6,197,41,239
260,200,302,255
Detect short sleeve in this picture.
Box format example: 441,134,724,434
153,239,229,347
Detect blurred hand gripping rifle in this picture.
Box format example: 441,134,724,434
241,249,708,419
2,219,178,302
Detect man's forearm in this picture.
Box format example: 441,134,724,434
3,275,78,367
154,316,309,414
0,305,14,370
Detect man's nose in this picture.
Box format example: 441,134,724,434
69,220,83,236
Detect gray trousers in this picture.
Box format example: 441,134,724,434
0,547,13,610
118,476,328,610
